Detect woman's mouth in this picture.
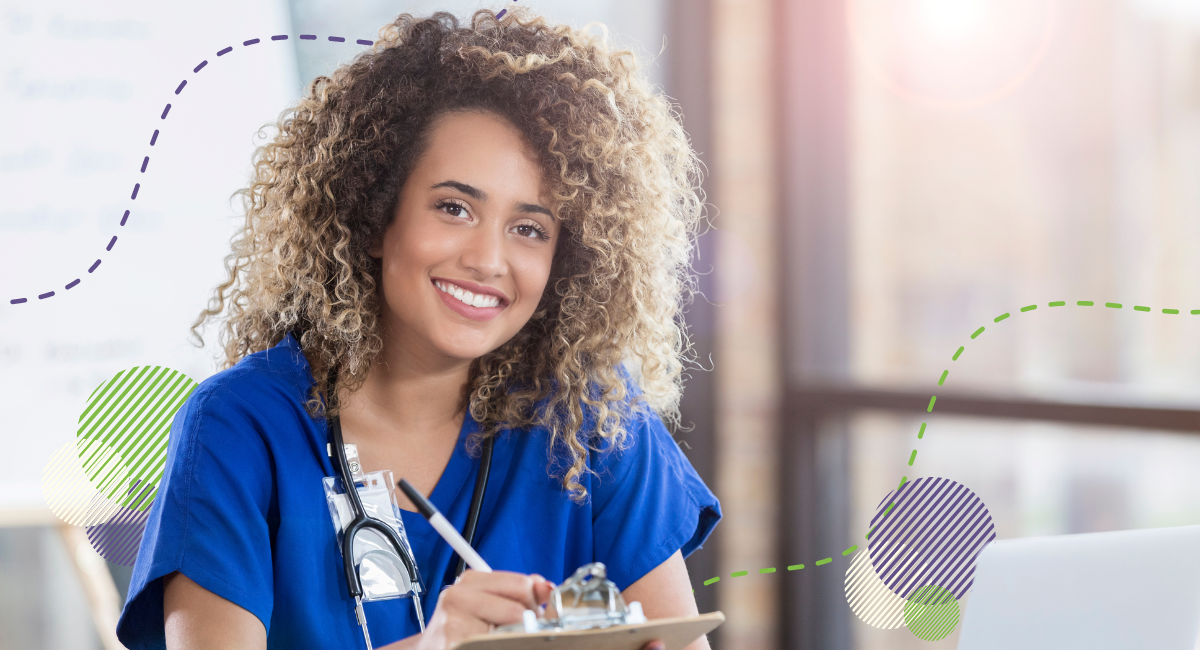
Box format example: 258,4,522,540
432,279,506,322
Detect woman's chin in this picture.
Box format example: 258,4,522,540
434,337,502,363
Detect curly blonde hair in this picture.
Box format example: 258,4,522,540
191,7,705,500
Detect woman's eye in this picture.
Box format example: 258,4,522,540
438,201,466,217
516,224,549,241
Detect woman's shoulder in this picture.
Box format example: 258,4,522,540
182,333,316,425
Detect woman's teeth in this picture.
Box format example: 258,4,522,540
435,280,501,309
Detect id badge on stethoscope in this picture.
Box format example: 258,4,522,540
321,448,423,604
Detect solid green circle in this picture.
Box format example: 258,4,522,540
903,585,960,641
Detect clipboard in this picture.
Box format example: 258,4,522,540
456,611,725,650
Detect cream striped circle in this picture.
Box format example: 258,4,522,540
844,548,907,629
41,441,128,526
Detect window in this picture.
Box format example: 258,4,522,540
778,0,1200,648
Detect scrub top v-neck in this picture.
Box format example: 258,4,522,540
116,332,721,650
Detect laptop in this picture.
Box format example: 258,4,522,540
957,525,1200,650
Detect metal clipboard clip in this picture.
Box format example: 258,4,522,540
494,562,647,634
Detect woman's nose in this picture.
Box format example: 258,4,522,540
460,224,506,277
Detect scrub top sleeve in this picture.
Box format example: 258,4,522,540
116,384,276,649
589,377,722,592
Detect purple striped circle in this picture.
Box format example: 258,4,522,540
85,482,156,566
866,477,995,599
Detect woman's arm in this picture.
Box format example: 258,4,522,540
163,572,267,650
622,550,711,650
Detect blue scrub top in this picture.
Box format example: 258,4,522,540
116,333,720,650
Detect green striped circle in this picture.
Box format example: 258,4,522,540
903,585,960,641
76,366,198,512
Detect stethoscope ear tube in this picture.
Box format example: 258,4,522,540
447,434,494,585
326,368,424,601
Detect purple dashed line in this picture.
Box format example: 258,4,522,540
7,19,512,306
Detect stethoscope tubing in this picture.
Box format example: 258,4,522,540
329,412,425,600
323,358,494,605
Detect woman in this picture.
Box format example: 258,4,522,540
116,8,719,650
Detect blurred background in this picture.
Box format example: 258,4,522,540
2,0,1200,648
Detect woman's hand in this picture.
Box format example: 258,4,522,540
385,570,668,650
412,570,554,650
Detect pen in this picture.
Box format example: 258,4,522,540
398,478,493,573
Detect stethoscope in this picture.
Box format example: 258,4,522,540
326,367,495,648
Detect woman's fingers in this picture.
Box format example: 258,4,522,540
640,641,665,650
455,570,551,610
530,574,555,605
438,580,530,626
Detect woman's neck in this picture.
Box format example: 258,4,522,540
340,336,472,446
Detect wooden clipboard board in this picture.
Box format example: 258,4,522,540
455,611,725,650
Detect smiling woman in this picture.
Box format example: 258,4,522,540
373,112,560,357
113,7,718,650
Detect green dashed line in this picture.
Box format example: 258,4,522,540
703,294,1200,595
852,297,1200,599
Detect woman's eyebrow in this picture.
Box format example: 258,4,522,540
516,202,555,220
432,180,555,221
431,180,486,201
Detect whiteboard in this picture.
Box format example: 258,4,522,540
0,0,299,517
0,0,666,519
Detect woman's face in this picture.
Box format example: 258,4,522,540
371,110,560,365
